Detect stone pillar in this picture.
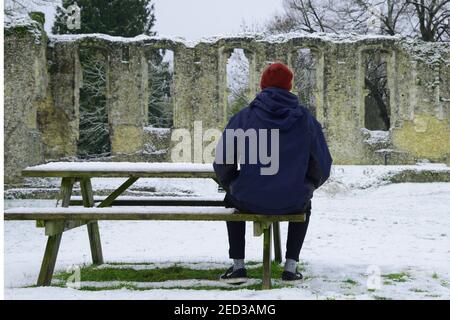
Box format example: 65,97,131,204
4,26,47,183
44,42,82,158
173,45,222,130
107,44,148,154
217,47,231,128
323,42,366,164
244,49,257,100
172,46,195,129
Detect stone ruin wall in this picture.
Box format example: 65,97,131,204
4,21,450,184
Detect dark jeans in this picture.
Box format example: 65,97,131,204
226,201,311,262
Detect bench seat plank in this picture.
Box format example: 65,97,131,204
5,206,306,222
69,195,225,207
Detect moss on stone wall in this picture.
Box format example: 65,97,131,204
392,115,450,161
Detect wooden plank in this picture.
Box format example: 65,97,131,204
273,222,282,263
5,209,306,223
97,177,139,208
37,177,74,286
80,178,104,265
69,198,225,207
262,224,272,290
45,220,88,236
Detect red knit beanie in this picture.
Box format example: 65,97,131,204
260,63,293,91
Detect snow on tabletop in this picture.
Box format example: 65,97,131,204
23,161,214,173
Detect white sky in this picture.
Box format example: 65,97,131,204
34,0,282,39
153,0,283,39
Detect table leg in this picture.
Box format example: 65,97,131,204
37,177,74,286
262,224,272,290
273,222,282,264
80,177,104,265
37,234,63,286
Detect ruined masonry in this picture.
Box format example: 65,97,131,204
4,18,450,184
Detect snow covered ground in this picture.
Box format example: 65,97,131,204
4,165,450,299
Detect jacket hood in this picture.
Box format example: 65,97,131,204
250,87,303,131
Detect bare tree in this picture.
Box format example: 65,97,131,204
407,0,450,41
337,0,412,35
266,0,449,41
266,0,338,33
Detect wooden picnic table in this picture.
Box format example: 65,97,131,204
18,161,287,288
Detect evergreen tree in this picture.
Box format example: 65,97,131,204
52,0,155,36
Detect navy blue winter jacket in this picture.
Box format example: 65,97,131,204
213,87,333,215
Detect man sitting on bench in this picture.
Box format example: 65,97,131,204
214,62,333,283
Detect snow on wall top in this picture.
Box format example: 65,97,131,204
4,12,43,42
400,38,450,65
6,14,447,63
47,31,405,49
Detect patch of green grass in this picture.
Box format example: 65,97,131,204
432,272,439,279
425,294,441,298
373,295,391,300
343,279,359,286
53,262,288,291
409,288,427,293
73,283,290,292
382,272,411,283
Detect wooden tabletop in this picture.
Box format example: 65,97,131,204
22,162,216,178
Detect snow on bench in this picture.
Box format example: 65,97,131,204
22,162,215,178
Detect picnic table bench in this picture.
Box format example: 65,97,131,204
4,162,306,289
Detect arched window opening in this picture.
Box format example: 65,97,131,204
226,48,250,119
363,49,390,131
147,48,174,128
77,46,110,158
294,48,317,116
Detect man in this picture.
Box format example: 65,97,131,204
213,62,332,283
